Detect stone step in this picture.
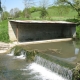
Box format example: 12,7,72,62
0,47,9,50
0,50,7,53
0,44,10,50
0,42,11,53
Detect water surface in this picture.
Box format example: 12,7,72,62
25,41,80,64
0,41,80,80
0,53,68,80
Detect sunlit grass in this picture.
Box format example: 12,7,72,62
0,20,9,42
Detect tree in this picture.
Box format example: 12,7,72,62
1,11,9,20
0,0,3,20
29,7,37,13
56,0,80,17
10,9,14,17
1,6,9,20
39,0,49,18
40,7,48,18
14,8,21,18
23,8,31,18
10,8,21,18
23,0,34,18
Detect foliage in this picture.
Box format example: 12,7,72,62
40,7,48,18
23,0,34,18
23,8,31,18
29,7,37,13
56,0,80,17
0,20,9,42
26,50,38,62
76,25,80,39
9,8,21,18
0,7,3,12
73,63,80,80
1,11,10,20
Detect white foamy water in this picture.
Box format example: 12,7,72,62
13,55,26,59
13,50,26,59
7,49,26,59
7,48,15,56
28,63,68,80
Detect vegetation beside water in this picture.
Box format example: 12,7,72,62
73,63,80,80
10,46,38,62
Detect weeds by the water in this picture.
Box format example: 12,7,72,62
9,46,38,62
72,63,80,80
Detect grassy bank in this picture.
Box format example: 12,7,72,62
0,20,9,42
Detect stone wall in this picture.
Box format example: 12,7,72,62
8,21,17,41
8,21,76,42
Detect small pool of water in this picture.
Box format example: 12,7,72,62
23,41,80,64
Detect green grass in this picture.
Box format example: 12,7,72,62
31,8,77,20
0,20,9,42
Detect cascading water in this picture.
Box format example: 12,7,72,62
34,55,73,80
6,48,73,80
7,48,15,56
7,48,26,59
13,50,26,59
27,63,68,80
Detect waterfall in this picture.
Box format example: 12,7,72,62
7,48,15,56
7,48,26,59
35,55,73,80
13,50,26,59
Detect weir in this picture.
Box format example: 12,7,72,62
7,47,74,80
35,55,73,80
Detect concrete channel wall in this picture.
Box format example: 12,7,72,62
8,20,76,42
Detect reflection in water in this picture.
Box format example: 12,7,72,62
64,57,77,62
26,41,80,63
73,41,80,55
75,48,79,55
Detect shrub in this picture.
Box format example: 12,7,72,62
73,63,80,80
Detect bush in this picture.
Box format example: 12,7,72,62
73,63,80,80
40,7,48,18
76,25,80,39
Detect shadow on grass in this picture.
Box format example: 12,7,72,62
66,18,79,23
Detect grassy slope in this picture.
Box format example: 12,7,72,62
0,20,9,42
31,8,77,20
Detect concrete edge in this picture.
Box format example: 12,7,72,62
17,38,72,45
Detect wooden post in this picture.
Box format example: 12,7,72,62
16,23,18,42
70,26,72,38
